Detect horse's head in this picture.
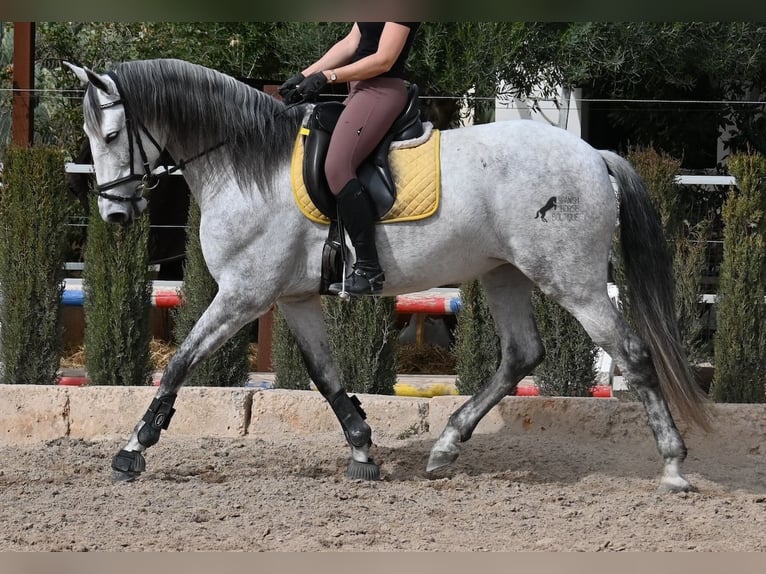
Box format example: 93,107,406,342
65,61,160,225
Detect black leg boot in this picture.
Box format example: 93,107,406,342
328,179,385,296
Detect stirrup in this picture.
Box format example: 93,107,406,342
329,267,385,296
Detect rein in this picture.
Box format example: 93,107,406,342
94,71,226,204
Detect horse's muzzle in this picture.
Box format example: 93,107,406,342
106,211,131,225
99,196,147,225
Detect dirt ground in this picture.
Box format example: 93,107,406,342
1,416,764,552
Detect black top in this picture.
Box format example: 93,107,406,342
353,22,421,79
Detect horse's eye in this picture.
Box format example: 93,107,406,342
105,131,119,144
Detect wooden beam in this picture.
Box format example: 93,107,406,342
252,85,283,374
11,22,35,147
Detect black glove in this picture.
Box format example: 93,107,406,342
294,71,328,102
278,72,304,103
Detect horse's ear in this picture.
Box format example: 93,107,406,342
63,61,90,86
83,69,116,95
63,60,117,96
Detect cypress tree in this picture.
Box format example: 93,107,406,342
711,153,766,403
323,296,398,395
627,146,711,362
172,200,250,387
532,289,598,397
83,196,153,386
453,279,500,395
0,145,70,384
271,306,312,390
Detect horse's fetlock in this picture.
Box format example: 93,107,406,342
345,425,372,448
446,414,473,443
330,391,372,448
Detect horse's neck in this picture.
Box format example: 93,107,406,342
177,158,278,213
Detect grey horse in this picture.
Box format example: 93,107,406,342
65,58,710,492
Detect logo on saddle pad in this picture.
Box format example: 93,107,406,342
290,126,441,225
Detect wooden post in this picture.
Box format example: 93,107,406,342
11,22,35,147
252,84,283,374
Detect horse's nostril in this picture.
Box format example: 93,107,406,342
106,212,128,225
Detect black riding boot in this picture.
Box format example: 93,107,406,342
328,179,385,296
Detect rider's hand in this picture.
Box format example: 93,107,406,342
278,72,305,103
294,72,328,102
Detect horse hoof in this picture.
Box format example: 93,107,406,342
111,469,141,483
426,445,460,472
347,458,380,481
111,449,145,483
657,479,696,494
656,461,696,493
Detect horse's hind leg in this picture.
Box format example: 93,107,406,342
560,292,693,492
111,291,260,482
278,295,379,480
428,265,544,471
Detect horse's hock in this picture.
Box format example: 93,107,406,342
1,386,763,458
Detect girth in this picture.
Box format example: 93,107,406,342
302,83,424,222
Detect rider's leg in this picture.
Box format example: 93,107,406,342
325,78,407,296
328,178,384,295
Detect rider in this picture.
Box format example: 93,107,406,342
279,22,421,296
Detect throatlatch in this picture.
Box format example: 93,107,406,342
329,390,371,448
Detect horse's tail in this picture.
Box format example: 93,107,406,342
600,150,711,431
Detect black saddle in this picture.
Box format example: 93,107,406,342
302,83,425,221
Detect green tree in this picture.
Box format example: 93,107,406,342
270,22,348,79
409,23,552,128
532,290,598,397
323,296,398,395
82,197,153,386
133,23,285,80
0,23,14,154
0,145,70,384
35,23,144,150
549,22,766,165
710,153,766,403
172,200,251,387
271,306,311,390
627,146,712,362
38,22,766,162
453,279,499,395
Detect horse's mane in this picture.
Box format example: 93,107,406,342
88,58,306,194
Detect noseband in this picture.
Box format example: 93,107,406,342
93,71,225,205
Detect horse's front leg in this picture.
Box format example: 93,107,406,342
278,295,379,480
111,291,259,482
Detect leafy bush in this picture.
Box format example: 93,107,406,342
627,146,712,362
0,145,70,384
454,279,597,397
83,197,153,386
271,306,311,390
711,153,766,403
171,200,251,387
453,279,500,395
532,289,598,396
322,296,398,395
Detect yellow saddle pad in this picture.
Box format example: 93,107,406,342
290,129,441,224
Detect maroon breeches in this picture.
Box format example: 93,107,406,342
324,77,408,194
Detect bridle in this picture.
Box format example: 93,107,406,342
92,71,225,205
